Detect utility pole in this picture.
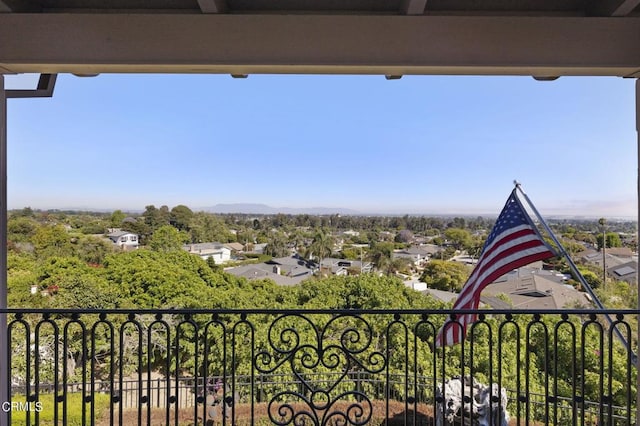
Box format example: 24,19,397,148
599,217,607,290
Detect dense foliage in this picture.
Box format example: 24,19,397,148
5,207,638,422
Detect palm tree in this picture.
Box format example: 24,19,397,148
290,230,306,254
305,230,334,276
366,242,394,274
264,231,288,258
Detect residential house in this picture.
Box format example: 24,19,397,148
224,242,245,260
226,254,374,285
421,288,459,304
318,257,373,276
267,255,316,279
246,243,267,255
226,255,315,286
580,249,630,269
225,242,244,253
107,230,139,250
604,247,634,259
607,261,637,285
393,245,438,268
224,264,301,286
183,242,231,264
480,268,589,310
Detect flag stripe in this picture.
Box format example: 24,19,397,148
435,189,556,347
437,247,553,346
453,234,548,306
459,231,541,294
477,226,534,264
471,228,540,277
452,242,553,308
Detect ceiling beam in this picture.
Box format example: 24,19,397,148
1,14,639,77
0,0,15,12
196,0,227,14
610,0,640,16
590,0,640,16
0,0,39,12
400,0,427,15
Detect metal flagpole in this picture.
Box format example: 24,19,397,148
514,181,637,366
0,74,9,426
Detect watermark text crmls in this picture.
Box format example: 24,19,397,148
1,401,44,412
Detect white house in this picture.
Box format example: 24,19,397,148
393,245,439,267
183,242,232,264
107,230,139,250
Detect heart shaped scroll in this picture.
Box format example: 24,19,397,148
254,314,386,426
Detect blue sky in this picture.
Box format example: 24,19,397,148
4,73,637,218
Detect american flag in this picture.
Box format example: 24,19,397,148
435,189,557,347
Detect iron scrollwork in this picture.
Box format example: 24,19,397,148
254,314,386,425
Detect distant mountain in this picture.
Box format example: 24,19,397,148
200,203,361,215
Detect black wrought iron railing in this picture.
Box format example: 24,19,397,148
2,308,638,425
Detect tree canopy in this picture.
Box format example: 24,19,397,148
148,225,190,252
5,206,637,421
419,260,471,292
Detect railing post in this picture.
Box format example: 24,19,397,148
0,74,8,426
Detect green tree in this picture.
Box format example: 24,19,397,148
419,259,470,291
305,230,335,268
394,229,414,244
340,246,361,260
101,250,234,308
7,216,39,243
143,204,170,232
148,225,189,252
597,232,622,249
383,256,413,276
366,241,394,273
13,206,35,218
561,239,586,255
574,231,597,245
296,273,441,310
576,268,601,290
289,229,307,253
32,225,74,259
36,256,118,309
7,253,39,307
450,217,466,229
110,209,126,227
444,228,473,251
75,235,115,265
264,230,289,258
189,212,233,243
170,204,194,231
79,220,108,235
